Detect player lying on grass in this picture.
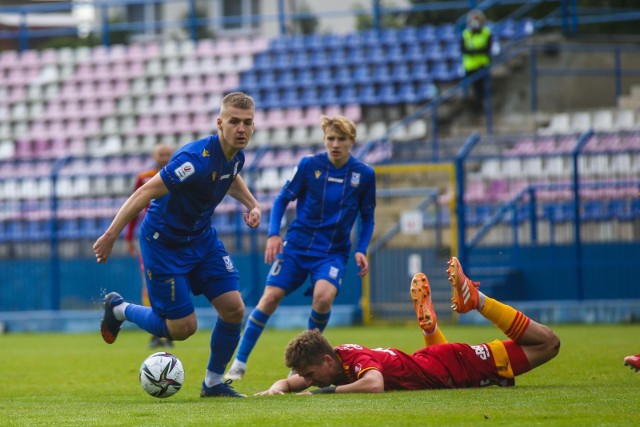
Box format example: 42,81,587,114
256,257,560,394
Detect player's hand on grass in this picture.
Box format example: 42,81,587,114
93,233,117,264
243,207,261,229
264,235,283,264
253,387,286,396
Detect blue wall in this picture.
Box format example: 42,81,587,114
0,254,362,312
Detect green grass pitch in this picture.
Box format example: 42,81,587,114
2,322,639,426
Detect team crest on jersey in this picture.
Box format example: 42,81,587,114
223,256,234,271
202,148,210,157
315,170,322,179
350,172,361,187
329,266,339,279
174,161,195,181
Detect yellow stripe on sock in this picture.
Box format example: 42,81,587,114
480,297,531,340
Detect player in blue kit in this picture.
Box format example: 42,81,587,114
225,114,376,380
93,92,261,398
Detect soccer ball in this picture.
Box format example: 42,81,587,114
139,352,185,398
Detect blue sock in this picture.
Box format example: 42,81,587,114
124,304,172,339
235,308,270,364
207,318,242,375
308,309,331,332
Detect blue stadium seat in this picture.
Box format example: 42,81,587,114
379,28,399,46
391,63,412,83
398,27,418,46
338,84,359,105
378,83,398,105
424,43,443,62
410,61,430,82
258,70,276,87
296,69,315,88
334,67,352,85
277,70,297,88
253,53,272,71
344,47,366,65
405,44,425,63
318,85,340,106
327,48,347,66
358,84,378,106
436,23,457,43
366,46,387,65
309,49,329,68
291,51,310,69
300,86,320,107
240,71,259,91
280,88,301,108
385,45,404,64
315,68,334,86
417,24,437,44
262,89,282,109
353,64,373,85
397,82,418,104
372,64,391,83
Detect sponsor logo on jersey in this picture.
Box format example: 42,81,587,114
354,363,362,374
351,172,361,187
328,176,344,183
223,255,234,271
202,148,209,157
315,170,322,179
174,161,195,181
220,174,230,180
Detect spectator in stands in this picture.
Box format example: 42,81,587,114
624,354,640,372
461,9,493,112
124,143,174,349
225,115,376,381
93,92,261,398
256,257,561,395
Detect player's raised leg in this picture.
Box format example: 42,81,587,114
410,272,447,346
447,256,560,370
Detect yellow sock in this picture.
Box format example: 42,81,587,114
479,297,530,341
422,326,448,347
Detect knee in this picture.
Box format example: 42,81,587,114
168,319,198,341
219,303,245,323
313,296,333,313
257,290,284,314
544,326,561,360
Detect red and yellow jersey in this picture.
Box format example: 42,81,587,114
335,341,519,390
125,167,159,242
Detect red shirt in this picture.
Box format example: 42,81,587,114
125,168,158,242
335,342,514,390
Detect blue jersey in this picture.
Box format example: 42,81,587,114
142,134,244,244
269,152,376,256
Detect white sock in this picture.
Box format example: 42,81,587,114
205,370,223,388
113,302,129,321
478,292,487,311
230,359,247,371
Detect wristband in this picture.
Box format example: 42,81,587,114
310,386,336,394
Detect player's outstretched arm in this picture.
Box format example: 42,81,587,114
254,375,310,396
93,174,168,263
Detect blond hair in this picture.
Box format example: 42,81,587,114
221,92,255,112
321,115,357,142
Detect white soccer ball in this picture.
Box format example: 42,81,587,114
139,352,185,398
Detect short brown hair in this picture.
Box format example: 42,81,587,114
221,92,255,111
321,115,356,142
285,329,334,370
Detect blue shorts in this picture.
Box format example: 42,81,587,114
265,246,348,296
140,227,239,320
